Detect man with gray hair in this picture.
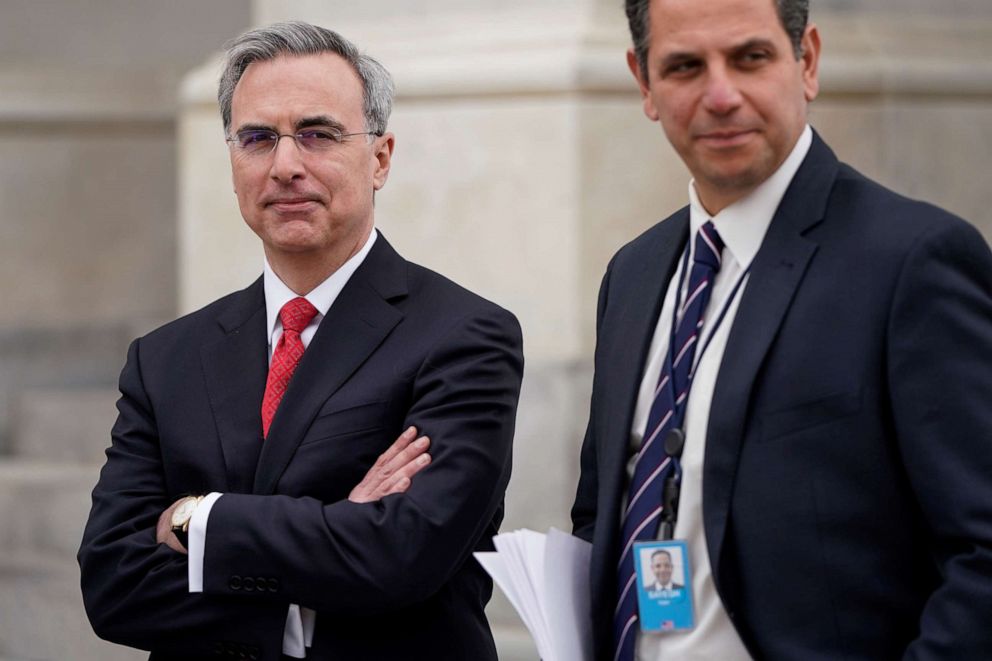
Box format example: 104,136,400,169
79,21,523,661
571,0,992,659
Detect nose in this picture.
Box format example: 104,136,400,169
268,135,306,183
702,66,743,116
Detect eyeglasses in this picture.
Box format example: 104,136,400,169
226,127,379,157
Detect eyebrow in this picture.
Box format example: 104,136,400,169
233,122,276,134
730,38,778,56
233,115,348,134
659,51,701,70
295,115,347,132
658,37,779,69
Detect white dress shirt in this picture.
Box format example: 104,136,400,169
628,127,812,660
187,229,378,658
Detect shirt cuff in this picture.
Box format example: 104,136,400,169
283,604,306,658
187,491,223,593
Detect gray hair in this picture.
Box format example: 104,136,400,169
625,0,809,81
218,21,394,135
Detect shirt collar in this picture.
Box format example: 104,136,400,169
688,124,812,268
263,228,378,343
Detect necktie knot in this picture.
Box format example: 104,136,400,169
280,297,318,335
693,221,724,271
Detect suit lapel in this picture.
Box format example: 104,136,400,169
200,279,269,493
704,133,840,578
601,213,689,534
253,235,408,495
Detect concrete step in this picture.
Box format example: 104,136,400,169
0,460,99,560
10,387,118,464
0,553,143,661
0,323,134,455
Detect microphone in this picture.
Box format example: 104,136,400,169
659,429,685,541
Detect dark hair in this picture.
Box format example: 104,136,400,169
218,21,393,135
625,0,809,80
651,549,672,561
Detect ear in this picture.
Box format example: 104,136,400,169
800,24,821,103
372,132,395,191
627,48,659,122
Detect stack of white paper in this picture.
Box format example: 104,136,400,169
475,528,593,661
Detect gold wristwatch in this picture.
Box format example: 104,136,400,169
170,495,204,548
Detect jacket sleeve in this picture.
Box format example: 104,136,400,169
77,339,287,659
888,220,992,659
200,305,524,614
571,255,615,543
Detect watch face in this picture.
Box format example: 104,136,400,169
171,497,198,528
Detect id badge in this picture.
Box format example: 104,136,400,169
633,540,695,632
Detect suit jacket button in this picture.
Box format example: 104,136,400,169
229,576,242,590
267,578,279,593
242,576,255,592
256,576,267,590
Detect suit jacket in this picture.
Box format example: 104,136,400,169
79,235,524,661
572,133,992,660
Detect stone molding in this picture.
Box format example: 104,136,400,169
178,10,992,106
0,64,178,125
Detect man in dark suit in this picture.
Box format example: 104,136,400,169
571,0,992,659
78,22,523,661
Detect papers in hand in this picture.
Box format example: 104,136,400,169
475,528,593,661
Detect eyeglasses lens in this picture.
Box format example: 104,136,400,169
234,129,344,155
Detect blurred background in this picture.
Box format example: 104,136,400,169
1,0,990,659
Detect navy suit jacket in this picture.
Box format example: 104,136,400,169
572,133,992,659
79,235,524,661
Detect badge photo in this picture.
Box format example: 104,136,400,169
633,540,695,632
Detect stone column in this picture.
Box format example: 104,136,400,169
0,3,251,658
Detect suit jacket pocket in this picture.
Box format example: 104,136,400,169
759,389,862,441
302,400,387,446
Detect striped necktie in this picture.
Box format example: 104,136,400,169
613,221,724,661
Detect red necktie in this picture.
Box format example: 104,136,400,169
261,297,318,438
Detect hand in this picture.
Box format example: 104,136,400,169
349,426,431,503
156,498,189,555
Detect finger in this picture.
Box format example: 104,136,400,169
363,436,429,488
379,452,432,497
378,435,430,477
348,431,427,504
380,476,412,497
370,426,418,469
156,499,181,544
156,510,172,544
